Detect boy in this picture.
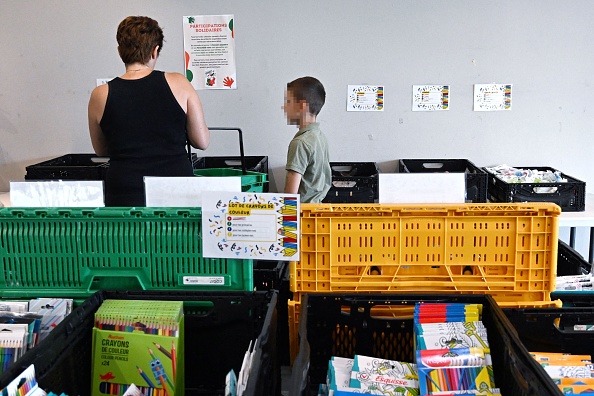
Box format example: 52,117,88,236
283,76,332,203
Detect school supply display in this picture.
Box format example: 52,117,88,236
225,339,258,396
27,299,73,343
529,351,594,394
414,303,501,396
485,165,567,185
318,355,418,396
556,274,593,291
91,299,184,396
0,364,44,396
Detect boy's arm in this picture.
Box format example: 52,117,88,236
285,170,302,194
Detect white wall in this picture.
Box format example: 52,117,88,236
1,0,593,196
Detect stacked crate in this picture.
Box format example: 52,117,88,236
288,202,562,362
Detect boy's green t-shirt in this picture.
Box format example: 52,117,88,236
286,122,331,203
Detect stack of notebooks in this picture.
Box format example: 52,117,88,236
530,352,594,394
318,355,419,395
414,302,501,396
91,300,184,396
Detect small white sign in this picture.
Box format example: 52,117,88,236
347,85,384,111
412,85,449,111
10,180,104,207
144,176,241,207
202,191,299,260
378,173,465,204
183,276,226,285
474,83,512,111
96,78,114,87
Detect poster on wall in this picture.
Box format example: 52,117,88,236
347,85,384,111
182,14,236,90
473,83,512,111
412,85,449,111
202,191,299,260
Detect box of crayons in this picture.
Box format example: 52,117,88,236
91,299,184,396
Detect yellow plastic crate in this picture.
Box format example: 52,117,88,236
291,203,561,303
288,299,301,365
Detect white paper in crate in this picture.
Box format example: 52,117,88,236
202,191,299,261
10,180,104,207
144,176,241,207
378,173,465,204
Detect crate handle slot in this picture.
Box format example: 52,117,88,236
532,186,558,194
90,275,146,291
422,162,445,169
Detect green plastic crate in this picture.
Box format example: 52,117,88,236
0,207,253,298
193,168,267,192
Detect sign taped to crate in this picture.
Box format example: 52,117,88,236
10,180,104,207
378,173,465,203
202,191,300,260
144,176,240,207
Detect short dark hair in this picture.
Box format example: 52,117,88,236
116,16,164,64
287,77,326,116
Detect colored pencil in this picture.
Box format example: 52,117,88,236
171,339,177,380
153,342,172,359
136,365,156,388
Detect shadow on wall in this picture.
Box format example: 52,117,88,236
0,158,33,192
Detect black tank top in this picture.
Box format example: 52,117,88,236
100,71,193,206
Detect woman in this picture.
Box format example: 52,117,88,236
88,16,209,206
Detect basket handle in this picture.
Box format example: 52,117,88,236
187,127,247,174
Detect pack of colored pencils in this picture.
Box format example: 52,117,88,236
0,323,28,375
414,303,500,396
0,364,44,396
91,300,184,396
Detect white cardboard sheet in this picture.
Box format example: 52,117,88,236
378,173,466,204
10,180,105,207
144,176,241,207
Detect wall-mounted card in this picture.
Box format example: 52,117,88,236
347,85,384,111
474,83,512,111
412,85,449,111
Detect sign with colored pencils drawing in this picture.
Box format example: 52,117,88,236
183,14,236,90
347,85,384,111
473,83,512,111
202,192,300,260
412,85,449,111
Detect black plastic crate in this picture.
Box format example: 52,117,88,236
504,306,594,362
323,162,378,203
557,239,591,276
253,260,292,366
25,154,110,181
254,260,288,291
192,155,268,175
290,293,561,396
399,159,488,203
0,290,279,396
484,166,586,212
191,155,269,192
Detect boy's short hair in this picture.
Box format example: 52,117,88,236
287,77,326,116
117,16,164,64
